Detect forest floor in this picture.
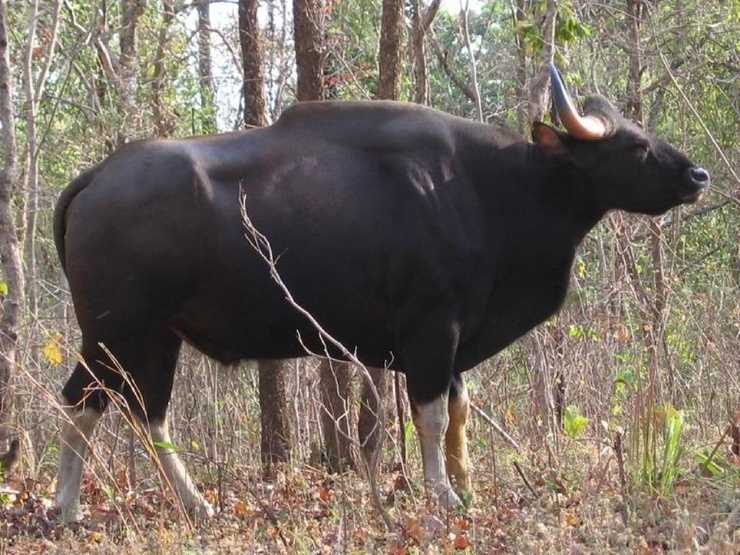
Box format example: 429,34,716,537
1,439,739,554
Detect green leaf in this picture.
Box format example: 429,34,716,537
154,441,179,452
0,281,8,296
695,449,724,478
563,405,590,439
404,420,415,446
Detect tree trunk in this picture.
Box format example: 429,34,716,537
512,0,528,134
197,0,217,132
293,0,323,101
357,367,389,470
411,0,441,105
151,0,176,136
318,360,353,472
460,0,483,121
625,0,643,124
377,0,404,100
21,0,61,321
625,0,670,399
0,0,25,452
369,0,404,466
527,0,557,124
293,0,356,471
238,0,290,475
257,360,292,477
118,0,145,142
239,0,268,127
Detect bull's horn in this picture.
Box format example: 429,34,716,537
549,63,608,141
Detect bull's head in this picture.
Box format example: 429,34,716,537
532,64,710,215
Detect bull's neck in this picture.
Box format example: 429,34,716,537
466,141,606,250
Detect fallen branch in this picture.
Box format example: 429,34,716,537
512,460,537,498
470,402,521,453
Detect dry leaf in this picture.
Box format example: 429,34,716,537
233,500,249,518
454,533,471,550
318,486,332,503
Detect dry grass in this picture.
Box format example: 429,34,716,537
1,427,738,553
1,347,738,553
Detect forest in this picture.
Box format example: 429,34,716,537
0,0,738,552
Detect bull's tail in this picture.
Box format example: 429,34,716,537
53,166,98,276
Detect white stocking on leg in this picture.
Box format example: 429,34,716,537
56,404,102,523
411,394,462,508
150,417,214,519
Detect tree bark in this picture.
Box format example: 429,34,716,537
293,0,323,101
257,360,292,477
357,367,389,470
118,0,145,141
625,0,671,399
377,0,404,100
151,0,176,136
0,0,25,452
411,0,441,105
197,0,217,132
238,0,290,475
460,0,483,121
293,0,357,471
527,0,557,124
239,0,268,127
512,0,528,133
625,0,643,124
369,1,404,466
318,359,353,472
22,0,61,320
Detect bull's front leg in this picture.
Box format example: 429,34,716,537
404,313,463,509
445,373,472,501
410,392,462,508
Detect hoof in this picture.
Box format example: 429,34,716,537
454,487,474,507
187,499,215,521
430,481,463,509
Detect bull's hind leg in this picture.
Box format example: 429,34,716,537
56,363,105,522
445,373,472,501
149,416,214,519
117,329,214,520
56,344,122,522
56,406,102,522
56,330,212,522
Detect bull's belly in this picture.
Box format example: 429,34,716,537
170,293,399,369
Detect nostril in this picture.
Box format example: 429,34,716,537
689,166,710,185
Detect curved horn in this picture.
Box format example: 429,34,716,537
549,64,608,141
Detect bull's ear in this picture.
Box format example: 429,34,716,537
532,122,567,154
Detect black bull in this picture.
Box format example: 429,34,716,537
52,69,709,521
